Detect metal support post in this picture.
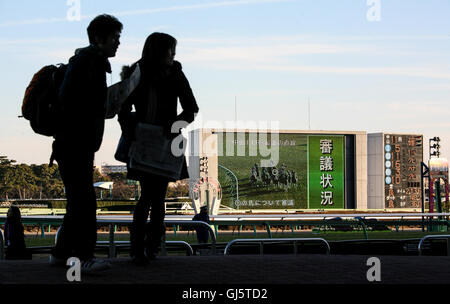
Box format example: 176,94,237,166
265,223,272,238
109,224,116,258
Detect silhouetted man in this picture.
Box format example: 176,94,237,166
50,14,122,273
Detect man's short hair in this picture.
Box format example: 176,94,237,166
87,14,123,44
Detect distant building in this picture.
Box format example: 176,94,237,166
96,164,127,175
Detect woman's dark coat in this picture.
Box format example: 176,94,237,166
118,60,199,181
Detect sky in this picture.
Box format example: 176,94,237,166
0,0,449,166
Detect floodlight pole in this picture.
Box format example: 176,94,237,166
420,162,430,232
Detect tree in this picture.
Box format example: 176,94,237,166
111,182,135,200
166,180,189,198
0,156,16,200
0,157,66,199
30,164,65,198
108,172,127,182
93,167,111,183
9,164,38,199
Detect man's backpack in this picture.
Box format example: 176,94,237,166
21,64,67,137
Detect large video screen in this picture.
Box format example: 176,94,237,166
216,132,345,209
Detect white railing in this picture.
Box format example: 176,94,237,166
53,219,216,258
208,213,450,221
418,235,450,256
0,227,4,260
224,238,330,255
2,212,449,222
1,214,449,259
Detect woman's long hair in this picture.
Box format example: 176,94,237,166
140,32,177,85
6,205,21,224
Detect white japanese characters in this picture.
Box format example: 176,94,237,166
320,139,333,154
321,191,333,205
319,139,334,206
320,174,334,189
320,156,334,171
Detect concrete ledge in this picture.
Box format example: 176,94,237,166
0,255,449,285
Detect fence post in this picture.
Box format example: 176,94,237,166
210,224,217,255
0,228,4,260
356,219,369,240
109,224,116,258
447,237,450,256
265,223,272,238
161,231,167,256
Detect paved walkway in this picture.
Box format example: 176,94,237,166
0,254,449,285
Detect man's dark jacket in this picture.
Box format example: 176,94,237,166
55,45,111,154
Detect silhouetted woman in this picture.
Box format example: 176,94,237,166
119,32,199,265
4,205,31,260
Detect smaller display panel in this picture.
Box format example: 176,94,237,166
384,134,423,208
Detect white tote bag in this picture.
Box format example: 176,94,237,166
128,122,186,180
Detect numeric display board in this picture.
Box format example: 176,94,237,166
384,134,423,208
